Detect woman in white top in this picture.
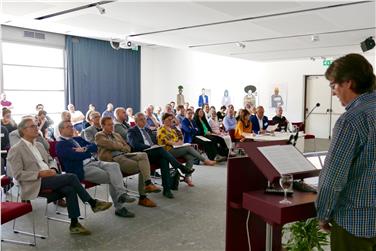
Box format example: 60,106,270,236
208,110,232,149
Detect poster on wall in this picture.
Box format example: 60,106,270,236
270,83,287,109
197,88,211,107
243,85,258,108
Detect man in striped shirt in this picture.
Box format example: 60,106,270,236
316,53,376,250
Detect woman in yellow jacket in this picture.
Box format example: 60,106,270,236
234,109,252,142
157,113,216,186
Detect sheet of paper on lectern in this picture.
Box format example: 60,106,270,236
257,145,317,175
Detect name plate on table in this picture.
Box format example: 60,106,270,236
257,145,317,175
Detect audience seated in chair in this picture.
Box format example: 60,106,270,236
272,106,289,132
127,113,194,199
67,104,85,133
222,105,236,132
95,117,161,208
145,106,160,132
157,113,216,187
82,111,102,143
234,109,252,142
194,108,229,161
56,121,136,218
113,107,131,139
102,103,115,120
7,117,112,235
250,106,269,134
208,109,232,149
2,108,17,133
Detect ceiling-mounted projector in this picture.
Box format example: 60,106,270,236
110,39,136,50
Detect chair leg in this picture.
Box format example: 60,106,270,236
12,209,44,241
2,210,37,246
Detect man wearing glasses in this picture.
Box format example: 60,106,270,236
316,53,376,250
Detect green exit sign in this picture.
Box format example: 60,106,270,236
323,59,333,66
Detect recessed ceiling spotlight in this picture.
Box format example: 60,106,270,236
96,4,106,14
236,42,246,49
310,57,316,61
311,35,319,42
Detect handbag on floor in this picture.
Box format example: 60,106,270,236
170,168,180,190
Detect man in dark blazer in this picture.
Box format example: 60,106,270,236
250,106,269,134
56,120,136,218
127,112,194,199
7,118,112,235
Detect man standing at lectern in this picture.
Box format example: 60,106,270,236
316,53,376,250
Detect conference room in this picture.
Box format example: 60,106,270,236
1,1,375,250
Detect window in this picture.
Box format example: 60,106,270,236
2,42,65,124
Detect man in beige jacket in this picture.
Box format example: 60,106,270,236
7,117,112,235
95,117,161,208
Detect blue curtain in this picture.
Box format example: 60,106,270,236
65,36,141,114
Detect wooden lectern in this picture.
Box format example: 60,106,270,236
226,140,320,251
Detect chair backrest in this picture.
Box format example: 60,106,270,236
291,122,305,132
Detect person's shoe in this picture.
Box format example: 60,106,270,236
53,198,67,207
118,193,136,204
70,223,91,235
144,184,161,193
229,151,237,157
115,207,135,218
179,165,195,175
138,197,157,207
91,200,113,213
151,171,161,178
184,177,195,187
163,190,174,199
203,159,216,166
214,155,227,162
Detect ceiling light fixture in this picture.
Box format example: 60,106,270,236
236,42,246,49
96,4,106,14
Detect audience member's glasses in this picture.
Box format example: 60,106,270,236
64,125,74,129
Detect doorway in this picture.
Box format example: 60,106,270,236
304,75,345,139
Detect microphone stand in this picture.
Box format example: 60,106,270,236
305,105,319,121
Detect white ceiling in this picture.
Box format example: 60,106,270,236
1,0,375,61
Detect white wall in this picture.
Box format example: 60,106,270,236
141,46,327,121
141,46,263,111
142,46,375,122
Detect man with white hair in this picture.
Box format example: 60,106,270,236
102,103,115,119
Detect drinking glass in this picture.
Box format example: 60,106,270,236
279,174,293,204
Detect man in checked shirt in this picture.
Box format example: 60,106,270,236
316,53,376,250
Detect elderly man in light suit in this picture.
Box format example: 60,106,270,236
7,117,112,235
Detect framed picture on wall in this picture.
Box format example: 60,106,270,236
270,83,287,109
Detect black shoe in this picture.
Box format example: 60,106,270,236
118,193,136,204
115,207,135,218
163,190,174,199
179,165,195,175
151,171,161,178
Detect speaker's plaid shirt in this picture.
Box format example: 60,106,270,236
316,91,376,238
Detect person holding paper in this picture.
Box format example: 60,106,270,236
95,117,161,208
194,108,229,161
250,106,268,134
127,112,194,199
157,113,216,186
272,106,289,132
316,53,376,251
234,109,252,141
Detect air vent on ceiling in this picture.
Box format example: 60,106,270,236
23,30,46,40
